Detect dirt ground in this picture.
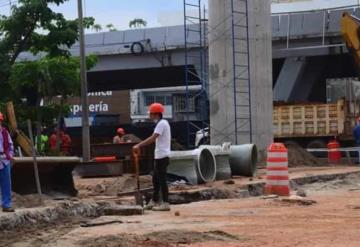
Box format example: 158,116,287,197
74,174,153,197
4,169,360,247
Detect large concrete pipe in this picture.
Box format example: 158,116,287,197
199,144,232,180
229,144,258,177
168,148,216,185
197,148,217,183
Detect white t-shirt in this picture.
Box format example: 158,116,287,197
154,119,171,159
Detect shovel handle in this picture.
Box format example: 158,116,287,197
133,151,140,190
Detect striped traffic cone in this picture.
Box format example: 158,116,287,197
265,143,290,196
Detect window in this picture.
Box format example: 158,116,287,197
173,95,195,113
145,95,155,106
155,96,165,105
165,96,172,105
145,95,172,106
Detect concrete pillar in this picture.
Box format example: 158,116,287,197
208,0,273,155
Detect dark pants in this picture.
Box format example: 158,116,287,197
153,157,169,203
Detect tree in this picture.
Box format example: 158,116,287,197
0,0,95,101
129,18,147,29
92,23,102,32
9,55,98,153
0,0,98,153
105,23,117,32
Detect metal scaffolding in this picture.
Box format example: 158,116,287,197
183,0,208,148
231,0,252,144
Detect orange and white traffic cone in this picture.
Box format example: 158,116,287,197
264,143,290,196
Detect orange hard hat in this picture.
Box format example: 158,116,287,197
117,128,125,135
0,112,4,121
149,103,165,114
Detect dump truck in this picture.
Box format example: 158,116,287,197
273,99,359,148
195,99,358,149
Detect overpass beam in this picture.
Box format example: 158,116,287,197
274,57,306,101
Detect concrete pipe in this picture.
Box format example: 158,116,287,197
199,144,232,181
229,144,258,177
196,148,217,183
168,148,216,185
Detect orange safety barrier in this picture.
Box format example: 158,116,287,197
264,143,290,196
93,156,117,163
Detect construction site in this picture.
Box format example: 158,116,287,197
1,0,360,246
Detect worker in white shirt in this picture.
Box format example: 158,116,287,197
133,103,171,211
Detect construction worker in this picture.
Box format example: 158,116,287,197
61,131,72,156
49,129,71,155
353,117,360,163
133,103,171,211
0,112,15,212
113,128,126,144
49,128,59,154
36,127,49,155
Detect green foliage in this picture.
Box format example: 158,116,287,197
129,18,147,29
0,0,95,99
105,23,117,32
0,0,98,128
9,54,98,104
92,23,102,32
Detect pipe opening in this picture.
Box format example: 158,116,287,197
229,144,258,177
197,148,216,183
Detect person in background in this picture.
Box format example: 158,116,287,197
133,103,171,211
49,128,71,155
36,127,49,155
49,128,59,154
113,128,126,144
0,112,15,212
61,130,72,156
353,117,360,163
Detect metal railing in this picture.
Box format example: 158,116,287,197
271,4,360,50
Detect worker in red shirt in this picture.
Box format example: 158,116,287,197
49,129,71,155
61,131,72,155
113,128,126,144
49,129,58,153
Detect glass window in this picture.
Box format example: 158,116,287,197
145,95,155,106
165,96,173,105
155,96,165,105
174,95,195,113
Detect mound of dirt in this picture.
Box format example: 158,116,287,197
75,175,153,196
285,142,326,167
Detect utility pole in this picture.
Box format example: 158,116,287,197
77,0,91,162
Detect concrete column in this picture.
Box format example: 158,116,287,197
208,0,235,145
247,0,273,156
208,0,273,155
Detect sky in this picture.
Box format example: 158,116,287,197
0,0,188,31
0,0,357,31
